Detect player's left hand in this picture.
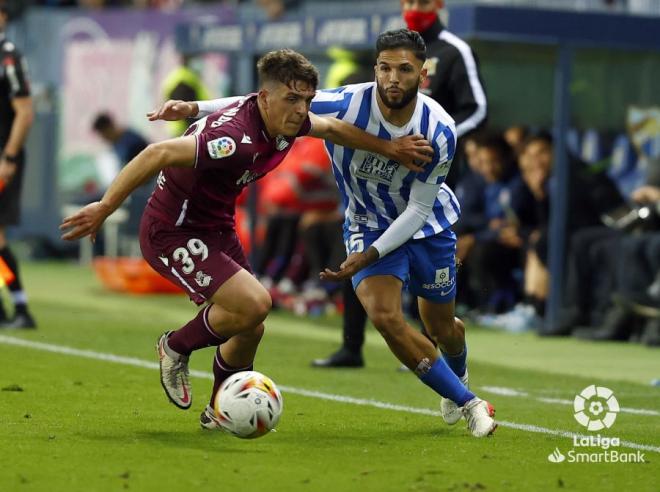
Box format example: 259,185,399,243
387,134,434,173
319,248,379,282
60,201,112,242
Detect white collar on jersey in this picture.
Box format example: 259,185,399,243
370,85,424,137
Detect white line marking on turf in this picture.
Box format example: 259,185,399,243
1,335,659,454
480,386,660,416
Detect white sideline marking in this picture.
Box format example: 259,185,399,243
480,386,529,397
480,387,660,417
1,335,658,454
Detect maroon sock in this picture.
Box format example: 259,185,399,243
209,347,253,406
167,305,226,356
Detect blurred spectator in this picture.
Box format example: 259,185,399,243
462,133,535,314
91,112,150,236
501,132,625,334
569,184,659,344
92,113,148,167
161,55,210,138
453,132,486,310
549,143,660,337
503,125,529,158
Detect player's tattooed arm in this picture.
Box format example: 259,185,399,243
308,113,433,173
60,136,197,241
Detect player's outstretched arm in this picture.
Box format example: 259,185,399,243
147,100,198,121
147,97,243,121
308,113,433,173
60,136,196,241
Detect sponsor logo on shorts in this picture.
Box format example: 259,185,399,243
207,136,236,159
195,271,213,288
422,267,455,293
353,214,369,224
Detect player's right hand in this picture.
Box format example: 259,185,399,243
388,134,434,173
60,202,112,242
146,100,197,121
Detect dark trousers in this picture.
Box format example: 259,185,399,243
562,227,622,326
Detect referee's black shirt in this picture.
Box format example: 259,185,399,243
0,33,31,149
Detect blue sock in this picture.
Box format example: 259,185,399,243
418,357,474,406
441,345,467,378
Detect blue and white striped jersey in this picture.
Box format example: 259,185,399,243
311,82,460,239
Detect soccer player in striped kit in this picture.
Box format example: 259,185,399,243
312,29,495,437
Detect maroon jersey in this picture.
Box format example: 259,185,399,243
145,94,311,229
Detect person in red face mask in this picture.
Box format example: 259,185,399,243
400,0,487,154
312,0,489,373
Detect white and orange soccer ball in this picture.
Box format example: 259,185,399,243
213,371,283,439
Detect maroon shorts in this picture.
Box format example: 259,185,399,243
139,212,252,305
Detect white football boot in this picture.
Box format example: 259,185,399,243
462,397,497,437
156,331,192,409
440,369,469,425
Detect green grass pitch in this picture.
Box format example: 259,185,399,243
0,263,658,491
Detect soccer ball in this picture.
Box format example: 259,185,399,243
213,371,283,439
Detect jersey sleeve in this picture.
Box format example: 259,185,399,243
194,124,241,171
197,96,244,117
2,46,31,98
310,87,352,117
416,121,456,185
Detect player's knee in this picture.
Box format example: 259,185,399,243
243,291,272,327
370,308,404,335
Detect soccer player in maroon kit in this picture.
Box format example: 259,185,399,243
61,49,433,428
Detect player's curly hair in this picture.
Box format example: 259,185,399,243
257,49,319,90
376,29,427,62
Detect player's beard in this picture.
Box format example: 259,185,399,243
376,82,419,110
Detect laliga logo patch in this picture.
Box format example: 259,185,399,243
207,137,236,159
573,385,619,431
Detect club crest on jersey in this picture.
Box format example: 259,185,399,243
207,137,236,159
356,154,399,185
195,270,213,288
275,135,289,151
